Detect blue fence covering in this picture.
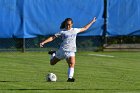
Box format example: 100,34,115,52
0,0,19,38
107,0,140,36
0,0,104,38
1,0,140,38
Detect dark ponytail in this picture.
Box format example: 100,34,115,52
60,18,73,29
60,21,66,29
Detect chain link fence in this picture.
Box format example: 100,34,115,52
0,36,103,52
1,36,140,52
104,36,140,51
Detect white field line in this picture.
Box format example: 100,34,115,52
88,54,115,58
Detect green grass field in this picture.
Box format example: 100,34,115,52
0,51,140,93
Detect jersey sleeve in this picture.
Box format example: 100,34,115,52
54,31,62,37
74,28,81,34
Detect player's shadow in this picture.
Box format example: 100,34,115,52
0,81,20,82
0,80,72,82
0,80,66,82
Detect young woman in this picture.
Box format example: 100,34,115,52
40,17,96,82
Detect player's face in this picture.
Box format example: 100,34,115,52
65,21,73,30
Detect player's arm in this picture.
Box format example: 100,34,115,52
40,36,56,47
79,17,96,33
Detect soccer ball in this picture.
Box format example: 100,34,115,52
47,73,57,82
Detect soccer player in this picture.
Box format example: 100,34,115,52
40,17,96,82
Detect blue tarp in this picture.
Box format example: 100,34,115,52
107,0,140,36
0,0,20,38
0,0,104,38
1,0,140,38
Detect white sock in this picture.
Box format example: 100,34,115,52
50,53,55,60
68,67,74,79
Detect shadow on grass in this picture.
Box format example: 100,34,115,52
0,80,65,82
0,89,140,91
0,81,140,91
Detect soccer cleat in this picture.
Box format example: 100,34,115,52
67,78,75,82
48,50,56,55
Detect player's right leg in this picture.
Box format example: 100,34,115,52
48,49,66,65
50,56,60,65
48,50,61,65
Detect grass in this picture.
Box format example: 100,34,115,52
0,51,140,93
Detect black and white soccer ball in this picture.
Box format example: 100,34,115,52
47,73,57,82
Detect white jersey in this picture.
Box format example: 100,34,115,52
55,28,81,52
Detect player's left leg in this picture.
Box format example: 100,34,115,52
66,56,75,82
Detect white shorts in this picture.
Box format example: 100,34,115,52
55,49,75,59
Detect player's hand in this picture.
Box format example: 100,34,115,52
40,43,44,47
92,17,96,23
